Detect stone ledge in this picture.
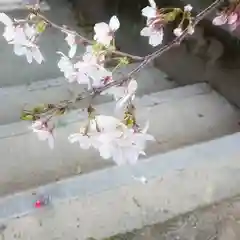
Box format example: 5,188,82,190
0,83,210,139
1,132,240,239
0,83,238,198
0,0,50,11
0,63,174,125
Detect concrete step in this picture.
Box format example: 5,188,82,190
0,0,50,11
0,0,83,87
1,132,240,239
0,63,174,125
0,83,239,197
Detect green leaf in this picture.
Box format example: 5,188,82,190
36,20,46,33
164,8,182,22
92,43,104,53
165,11,177,22
21,114,34,121
119,57,129,65
33,104,47,114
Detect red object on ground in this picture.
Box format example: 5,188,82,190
34,195,50,208
34,200,43,208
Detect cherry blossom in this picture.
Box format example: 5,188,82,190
73,60,98,87
140,26,163,47
173,27,183,37
57,52,77,82
212,14,228,26
98,124,155,165
101,78,137,108
82,45,105,65
98,131,145,165
94,15,120,46
74,61,112,89
0,13,44,63
68,115,154,165
141,0,157,19
68,115,121,150
131,121,155,150
57,50,111,88
30,120,54,149
63,31,77,58
0,13,15,41
10,25,43,64
212,11,240,31
116,79,138,108
187,25,195,35
173,25,194,37
68,131,101,150
184,4,193,12
141,0,165,46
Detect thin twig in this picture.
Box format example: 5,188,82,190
32,0,223,117
36,13,144,61
94,0,223,94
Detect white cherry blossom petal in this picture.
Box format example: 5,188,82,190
31,120,54,149
3,26,15,41
13,44,26,56
94,22,110,35
99,144,112,159
32,47,44,64
140,26,152,36
212,14,227,26
26,50,33,63
68,44,77,58
0,13,13,26
149,0,156,9
184,4,193,12
149,29,163,46
109,15,120,31
173,27,183,37
228,12,238,25
128,79,138,93
65,33,75,46
141,6,156,18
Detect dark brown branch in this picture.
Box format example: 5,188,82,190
94,0,223,94
36,13,144,61
28,0,223,118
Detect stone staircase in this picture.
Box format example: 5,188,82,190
0,1,240,239
0,0,50,11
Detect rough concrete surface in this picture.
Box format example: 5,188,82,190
106,195,240,240
1,132,240,239
0,84,239,196
1,1,240,239
0,63,174,125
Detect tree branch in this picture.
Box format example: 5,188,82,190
94,0,223,94
36,13,144,61
27,0,223,118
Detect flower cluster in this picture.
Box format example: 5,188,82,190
57,50,111,89
94,15,120,46
68,115,155,165
0,1,201,165
0,13,44,63
173,4,194,37
140,0,165,47
212,9,240,31
30,119,54,149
